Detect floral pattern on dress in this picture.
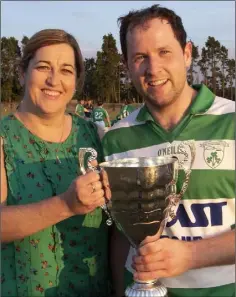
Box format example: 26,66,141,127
0,114,110,297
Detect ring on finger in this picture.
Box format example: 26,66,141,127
91,183,96,193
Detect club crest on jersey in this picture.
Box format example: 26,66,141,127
201,140,228,169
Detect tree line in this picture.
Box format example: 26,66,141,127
1,34,235,104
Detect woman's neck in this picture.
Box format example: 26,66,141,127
18,100,65,128
15,103,70,143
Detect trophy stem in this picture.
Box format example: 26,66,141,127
125,279,168,297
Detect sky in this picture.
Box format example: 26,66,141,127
1,1,235,59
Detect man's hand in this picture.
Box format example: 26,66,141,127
132,237,193,281
133,230,235,281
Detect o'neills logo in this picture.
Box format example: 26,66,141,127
157,143,190,166
200,140,228,169
157,145,184,157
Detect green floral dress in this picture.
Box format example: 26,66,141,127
0,114,111,297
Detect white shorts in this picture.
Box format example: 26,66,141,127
94,121,106,129
94,121,109,140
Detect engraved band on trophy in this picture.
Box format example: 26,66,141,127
79,140,196,297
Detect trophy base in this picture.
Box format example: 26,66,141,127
125,279,168,297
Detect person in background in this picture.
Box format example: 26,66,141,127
88,99,94,111
75,98,85,118
92,100,111,131
0,28,111,297
84,99,94,119
115,98,137,122
102,4,235,297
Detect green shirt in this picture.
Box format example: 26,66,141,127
0,114,110,297
92,107,110,127
75,103,85,117
117,104,136,120
102,84,235,297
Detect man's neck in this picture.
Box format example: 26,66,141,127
147,84,197,131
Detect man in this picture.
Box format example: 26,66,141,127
102,4,235,297
91,100,111,138
84,99,94,118
117,98,137,121
75,98,85,118
92,100,111,128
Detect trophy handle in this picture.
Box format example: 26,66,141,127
78,148,113,226
164,140,196,222
78,147,98,175
177,140,196,198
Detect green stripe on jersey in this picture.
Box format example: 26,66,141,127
103,112,234,156
177,170,234,200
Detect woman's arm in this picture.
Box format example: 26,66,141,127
1,138,107,243
1,194,73,243
0,137,7,206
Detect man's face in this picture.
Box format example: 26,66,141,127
126,18,192,109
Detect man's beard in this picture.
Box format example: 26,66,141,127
143,91,180,110
140,81,185,110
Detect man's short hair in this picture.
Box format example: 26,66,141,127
118,4,187,62
97,100,103,106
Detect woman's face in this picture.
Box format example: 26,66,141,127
21,43,77,115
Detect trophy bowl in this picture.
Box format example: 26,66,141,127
79,142,195,297
99,157,179,248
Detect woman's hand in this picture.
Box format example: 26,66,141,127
62,169,109,215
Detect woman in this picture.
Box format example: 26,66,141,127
0,29,111,297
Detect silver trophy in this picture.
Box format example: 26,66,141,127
79,141,195,297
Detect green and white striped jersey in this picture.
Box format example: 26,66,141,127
102,84,235,297
118,104,137,120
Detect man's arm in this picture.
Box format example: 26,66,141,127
132,230,235,281
190,229,235,269
104,109,111,127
